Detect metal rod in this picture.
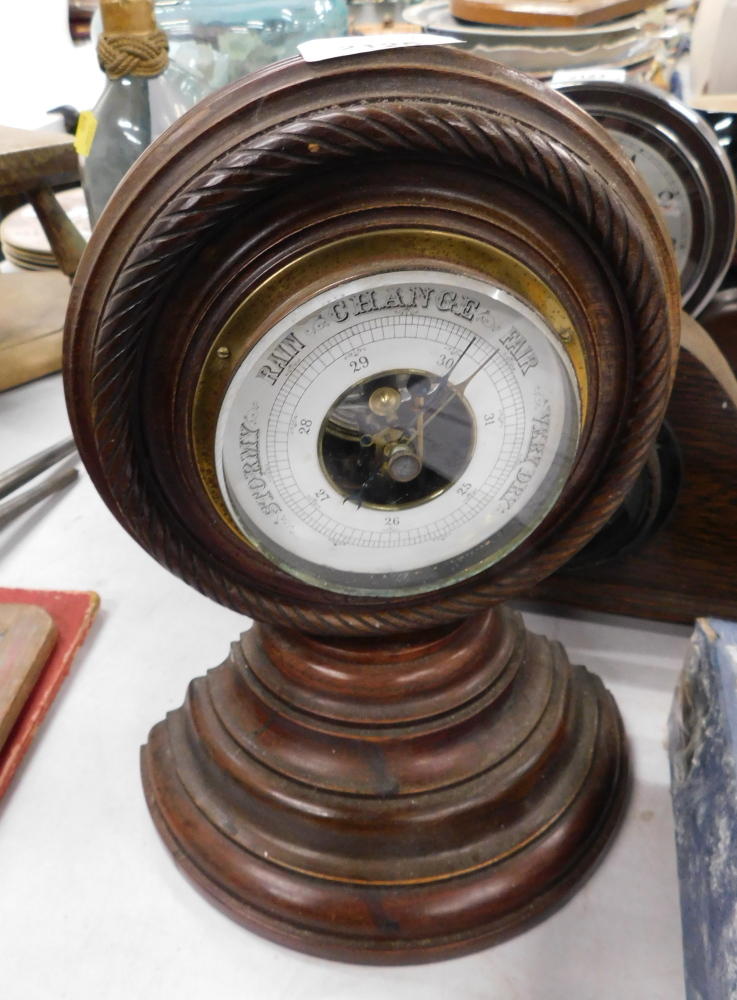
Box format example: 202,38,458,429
0,467,79,531
0,437,77,502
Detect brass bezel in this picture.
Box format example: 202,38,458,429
192,229,589,540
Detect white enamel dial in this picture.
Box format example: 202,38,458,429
216,270,580,596
611,129,694,273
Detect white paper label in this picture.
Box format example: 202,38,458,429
551,67,628,86
298,34,462,63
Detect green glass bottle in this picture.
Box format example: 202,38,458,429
80,0,204,226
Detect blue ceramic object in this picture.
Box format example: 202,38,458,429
669,618,737,1000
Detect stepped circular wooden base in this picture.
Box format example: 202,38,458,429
141,605,628,963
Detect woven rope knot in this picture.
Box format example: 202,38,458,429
97,30,168,79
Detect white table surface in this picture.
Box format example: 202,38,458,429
0,371,691,999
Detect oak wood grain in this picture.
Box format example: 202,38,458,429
0,604,57,752
529,321,737,621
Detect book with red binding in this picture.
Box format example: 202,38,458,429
0,587,99,802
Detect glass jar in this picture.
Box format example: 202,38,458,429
95,0,350,94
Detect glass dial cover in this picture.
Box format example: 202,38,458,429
611,128,694,273
216,270,580,596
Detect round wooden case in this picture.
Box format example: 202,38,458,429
65,50,679,635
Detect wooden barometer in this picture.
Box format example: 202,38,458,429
65,48,680,963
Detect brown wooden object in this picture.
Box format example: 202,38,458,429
0,126,78,198
26,188,87,279
528,312,737,623
0,270,70,391
450,0,657,28
144,605,627,961
0,125,86,277
64,50,680,961
700,286,737,370
0,604,56,753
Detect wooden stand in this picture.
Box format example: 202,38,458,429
0,124,87,391
0,126,86,278
142,605,628,963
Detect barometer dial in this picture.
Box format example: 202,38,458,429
558,80,737,316
215,271,580,596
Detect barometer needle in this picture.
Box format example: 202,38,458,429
344,454,388,508
400,337,475,448
406,345,498,444
452,348,500,395
436,337,476,393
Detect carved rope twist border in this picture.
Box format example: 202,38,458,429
89,99,673,635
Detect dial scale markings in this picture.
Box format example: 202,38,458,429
269,316,524,541
216,271,580,594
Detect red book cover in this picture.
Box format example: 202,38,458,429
0,586,99,802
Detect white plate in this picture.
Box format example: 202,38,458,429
403,0,666,44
